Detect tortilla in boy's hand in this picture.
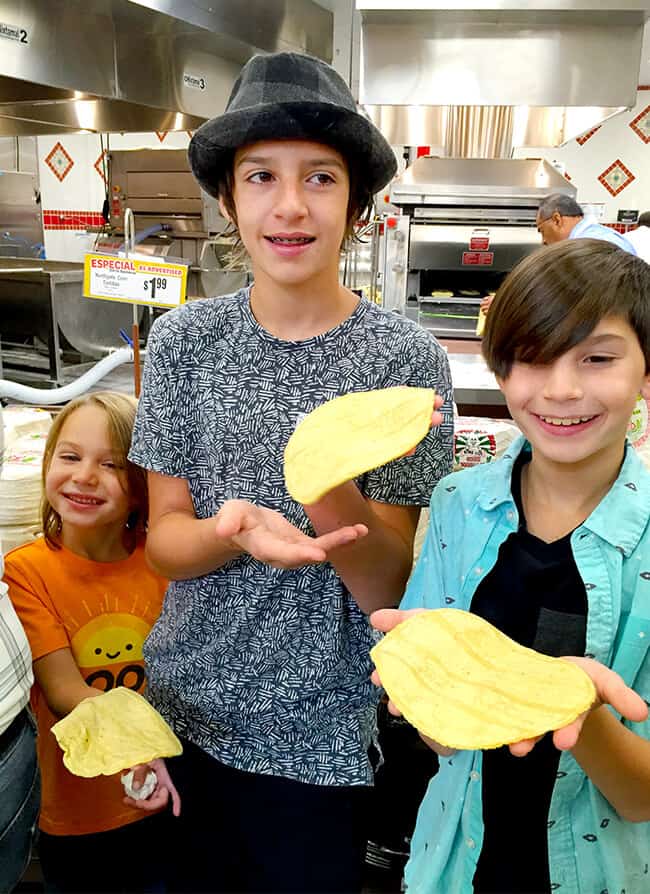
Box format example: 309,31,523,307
371,609,596,750
51,687,182,777
284,386,436,505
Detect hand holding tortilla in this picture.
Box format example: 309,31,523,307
284,386,437,505
371,608,598,750
480,293,495,314
51,687,182,778
123,758,182,817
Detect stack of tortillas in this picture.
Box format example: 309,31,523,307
0,407,51,553
284,386,436,504
51,688,182,777
371,609,596,750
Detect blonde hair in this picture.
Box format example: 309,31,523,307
41,391,148,548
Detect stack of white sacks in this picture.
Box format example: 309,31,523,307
0,405,52,556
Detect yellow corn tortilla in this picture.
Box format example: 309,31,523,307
284,386,436,505
371,609,596,750
51,687,182,777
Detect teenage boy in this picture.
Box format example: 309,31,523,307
128,51,453,893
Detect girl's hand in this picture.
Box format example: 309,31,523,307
508,657,649,757
215,499,367,569
123,758,181,817
371,609,456,756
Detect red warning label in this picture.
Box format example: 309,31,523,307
462,251,494,266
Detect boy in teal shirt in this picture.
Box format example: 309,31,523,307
373,238,650,894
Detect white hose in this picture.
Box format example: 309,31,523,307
0,347,134,404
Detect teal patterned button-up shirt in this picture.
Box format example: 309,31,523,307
402,437,650,894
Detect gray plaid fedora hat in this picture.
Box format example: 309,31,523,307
188,52,397,198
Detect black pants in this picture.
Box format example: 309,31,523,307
38,811,172,893
165,737,370,894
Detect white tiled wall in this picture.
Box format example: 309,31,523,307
514,87,650,222
37,131,192,262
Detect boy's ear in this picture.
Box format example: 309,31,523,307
640,372,650,402
218,196,232,223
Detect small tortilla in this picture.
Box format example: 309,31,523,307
284,387,435,504
371,609,596,750
51,687,182,777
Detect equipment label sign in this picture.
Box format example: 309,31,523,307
83,253,188,308
462,251,494,266
0,21,28,43
469,233,490,251
183,73,206,91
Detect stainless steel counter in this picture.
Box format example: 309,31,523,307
448,352,505,408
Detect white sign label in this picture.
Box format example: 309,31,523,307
0,21,28,43
183,73,206,91
83,253,188,308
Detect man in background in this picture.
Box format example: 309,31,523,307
535,193,638,253
626,211,650,262
480,192,638,316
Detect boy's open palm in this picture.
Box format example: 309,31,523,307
370,608,648,757
509,656,648,756
215,499,367,569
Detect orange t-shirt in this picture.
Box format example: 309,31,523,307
4,537,167,836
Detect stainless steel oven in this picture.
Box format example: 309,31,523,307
382,157,576,339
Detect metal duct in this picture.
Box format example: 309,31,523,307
358,1,650,155
0,0,332,135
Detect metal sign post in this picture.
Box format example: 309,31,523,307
83,208,188,398
123,209,141,397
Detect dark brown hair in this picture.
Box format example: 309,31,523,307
216,144,374,250
482,239,650,379
41,391,148,548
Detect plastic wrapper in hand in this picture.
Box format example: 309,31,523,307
121,769,158,800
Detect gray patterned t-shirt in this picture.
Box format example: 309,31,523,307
130,289,453,785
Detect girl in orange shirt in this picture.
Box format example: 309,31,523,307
5,392,170,893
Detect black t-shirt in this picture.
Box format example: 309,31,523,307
471,454,588,894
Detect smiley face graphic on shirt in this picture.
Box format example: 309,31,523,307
71,613,150,665
71,613,152,693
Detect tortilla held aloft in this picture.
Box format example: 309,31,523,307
284,386,436,505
